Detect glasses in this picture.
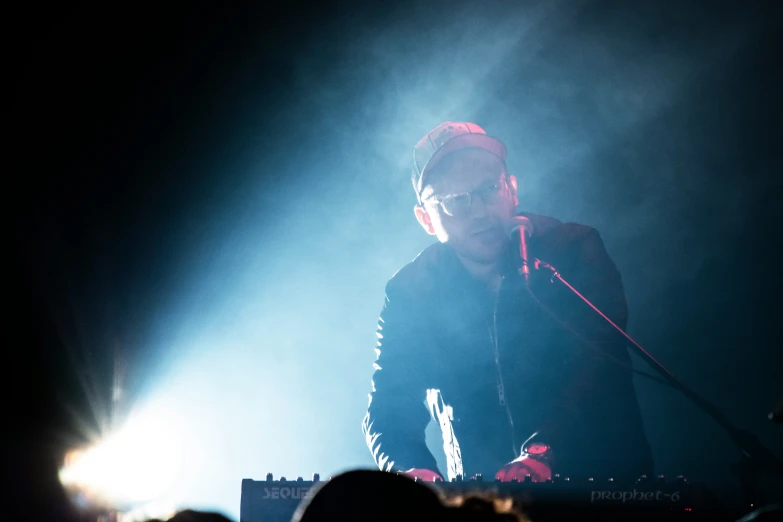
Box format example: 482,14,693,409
424,178,509,217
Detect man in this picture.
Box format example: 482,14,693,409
361,121,653,483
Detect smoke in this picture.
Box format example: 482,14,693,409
44,1,780,519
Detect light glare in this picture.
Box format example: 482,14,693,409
59,402,183,508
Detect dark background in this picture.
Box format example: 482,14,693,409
9,1,782,521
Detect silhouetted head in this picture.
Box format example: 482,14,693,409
443,492,531,522
166,509,233,522
293,470,446,522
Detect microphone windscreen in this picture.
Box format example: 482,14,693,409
506,216,534,238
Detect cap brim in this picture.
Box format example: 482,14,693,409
417,133,507,196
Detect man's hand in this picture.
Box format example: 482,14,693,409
495,456,552,482
403,468,443,482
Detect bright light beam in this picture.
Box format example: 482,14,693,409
59,400,185,510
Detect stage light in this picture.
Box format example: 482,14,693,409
59,401,183,509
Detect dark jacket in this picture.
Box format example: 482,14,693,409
361,212,654,481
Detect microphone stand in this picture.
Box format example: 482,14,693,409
531,257,783,511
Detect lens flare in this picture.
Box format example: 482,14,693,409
59,401,183,508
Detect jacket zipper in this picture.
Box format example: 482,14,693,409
491,276,519,457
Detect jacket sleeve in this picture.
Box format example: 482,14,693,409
361,279,440,474
531,226,654,480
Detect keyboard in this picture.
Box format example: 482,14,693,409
239,472,734,522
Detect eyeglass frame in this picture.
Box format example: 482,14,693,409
420,173,512,217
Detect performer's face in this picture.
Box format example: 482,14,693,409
415,148,518,263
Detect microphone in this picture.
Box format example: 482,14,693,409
506,216,535,285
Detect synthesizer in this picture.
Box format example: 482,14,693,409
239,472,733,522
